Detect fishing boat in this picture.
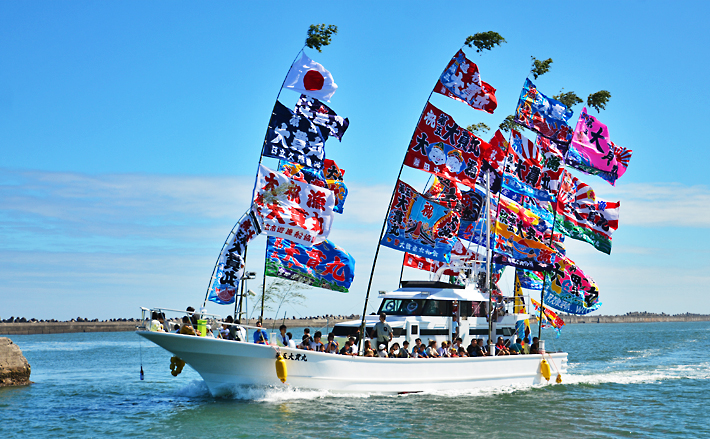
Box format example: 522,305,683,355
138,35,629,395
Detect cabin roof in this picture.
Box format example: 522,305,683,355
380,281,489,302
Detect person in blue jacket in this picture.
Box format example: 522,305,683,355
253,320,269,344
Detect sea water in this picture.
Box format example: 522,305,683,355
1,321,709,438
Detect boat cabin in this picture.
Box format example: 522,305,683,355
333,280,529,348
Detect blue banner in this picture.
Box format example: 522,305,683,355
543,289,601,315
381,181,460,263
514,78,574,144
265,237,355,292
516,268,544,290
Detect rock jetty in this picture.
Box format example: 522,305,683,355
0,337,31,387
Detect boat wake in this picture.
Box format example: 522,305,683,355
564,362,710,386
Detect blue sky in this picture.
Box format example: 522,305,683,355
2,1,710,320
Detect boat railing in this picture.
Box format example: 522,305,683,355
139,306,282,344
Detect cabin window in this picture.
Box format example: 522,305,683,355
421,300,452,316
378,299,426,316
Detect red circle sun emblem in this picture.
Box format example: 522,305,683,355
303,70,325,91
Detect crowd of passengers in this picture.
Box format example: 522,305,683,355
151,310,543,357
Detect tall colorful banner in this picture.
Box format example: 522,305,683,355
493,198,557,270
265,237,355,292
280,160,348,214
262,101,327,170
566,140,632,186
555,170,619,254
543,254,601,315
434,49,497,114
381,180,460,263
208,210,262,305
514,78,574,144
530,297,565,336
501,130,565,201
253,164,335,246
404,102,489,187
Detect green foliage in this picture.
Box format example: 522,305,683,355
499,115,516,133
305,24,338,52
553,88,583,110
587,90,612,112
466,122,490,135
464,31,506,53
250,278,311,325
530,57,553,79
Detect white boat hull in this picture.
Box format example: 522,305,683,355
139,331,568,395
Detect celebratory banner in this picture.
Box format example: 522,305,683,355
480,129,510,175
493,198,557,270
530,297,565,336
403,238,479,276
567,136,633,186
263,101,326,170
284,53,338,102
265,237,355,292
569,107,616,173
555,170,619,254
514,78,574,143
381,180,461,263
543,254,601,315
516,268,544,290
404,102,489,187
253,164,335,246
278,160,348,214
457,186,496,247
424,176,462,209
294,95,349,141
208,210,263,305
501,130,565,201
434,49,497,114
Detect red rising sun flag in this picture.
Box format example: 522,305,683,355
284,53,338,102
435,49,497,114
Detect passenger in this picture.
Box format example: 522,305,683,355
530,337,540,354
449,347,459,357
410,344,419,358
458,346,468,357
179,316,198,336
476,339,489,356
414,338,423,353
521,337,530,354
186,306,198,326
277,325,290,347
399,340,411,358
419,344,429,358
150,311,164,332
427,340,440,358
437,341,448,357
467,339,478,357
510,338,524,355
287,332,297,348
298,334,312,350
253,321,269,344
310,331,325,351
451,315,460,339
370,312,393,352
363,340,375,357
453,337,464,352
303,328,312,345
325,333,339,354
377,344,388,357
339,340,356,356
495,337,510,355
388,344,399,358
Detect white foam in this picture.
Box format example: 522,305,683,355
564,363,710,386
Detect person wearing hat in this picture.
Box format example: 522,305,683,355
370,312,393,352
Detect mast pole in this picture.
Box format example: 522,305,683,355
485,170,493,356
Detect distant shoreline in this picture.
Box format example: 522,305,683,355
1,313,709,335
